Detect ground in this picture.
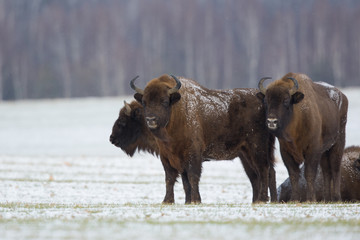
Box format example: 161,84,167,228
0,88,359,239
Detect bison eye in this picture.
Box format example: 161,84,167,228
117,120,126,128
162,100,169,107
283,98,290,108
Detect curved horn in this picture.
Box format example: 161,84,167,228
258,77,272,94
168,75,182,94
130,76,144,95
287,77,299,96
124,101,131,116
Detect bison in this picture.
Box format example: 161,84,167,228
257,72,348,202
278,146,360,202
109,98,276,203
109,100,158,156
130,74,276,204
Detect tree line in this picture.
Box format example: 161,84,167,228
0,0,359,100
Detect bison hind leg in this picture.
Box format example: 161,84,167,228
320,152,332,202
238,152,262,203
324,141,344,202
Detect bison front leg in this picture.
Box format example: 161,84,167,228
239,153,260,203
324,138,344,202
269,165,277,202
255,150,271,203
281,149,301,202
304,153,321,202
161,156,178,204
181,171,192,204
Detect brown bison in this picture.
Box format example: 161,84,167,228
278,146,360,202
257,72,348,202
130,74,276,204
109,100,158,156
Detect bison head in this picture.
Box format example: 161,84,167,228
130,74,181,140
110,101,147,156
256,76,304,135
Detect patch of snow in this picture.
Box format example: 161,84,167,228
180,79,234,128
315,81,334,89
315,81,343,110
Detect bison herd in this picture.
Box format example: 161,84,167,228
110,72,360,204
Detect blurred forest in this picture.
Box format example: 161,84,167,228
0,0,360,100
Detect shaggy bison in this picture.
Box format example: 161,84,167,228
278,146,360,202
130,74,276,204
109,100,158,156
257,72,348,202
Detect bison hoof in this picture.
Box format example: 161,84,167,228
162,199,175,205
252,200,267,204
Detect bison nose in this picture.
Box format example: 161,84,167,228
109,135,115,143
266,118,278,130
146,116,158,129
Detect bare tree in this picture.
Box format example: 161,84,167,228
241,1,262,87
0,0,359,100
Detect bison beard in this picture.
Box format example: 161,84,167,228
109,100,159,157
257,72,348,202
130,74,276,204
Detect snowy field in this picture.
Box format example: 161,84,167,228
0,88,360,239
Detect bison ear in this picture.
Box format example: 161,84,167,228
170,92,181,105
291,92,304,104
134,93,143,103
256,92,265,101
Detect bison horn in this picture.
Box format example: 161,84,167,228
124,101,131,116
258,77,272,94
287,77,299,95
130,76,144,95
168,75,182,94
